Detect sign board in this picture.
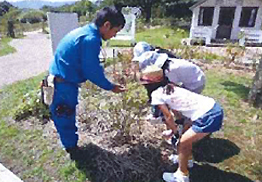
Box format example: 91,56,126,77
47,12,79,54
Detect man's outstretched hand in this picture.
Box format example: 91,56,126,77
112,84,127,93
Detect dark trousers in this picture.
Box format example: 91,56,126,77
50,81,79,149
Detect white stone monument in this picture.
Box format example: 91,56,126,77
47,12,79,54
111,7,141,45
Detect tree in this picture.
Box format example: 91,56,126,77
19,10,46,24
0,1,14,16
99,0,158,23
69,0,95,18
41,0,96,18
7,19,15,37
41,5,57,13
99,0,195,23
248,59,262,108
1,8,21,38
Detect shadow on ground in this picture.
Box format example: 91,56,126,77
70,137,251,182
164,137,252,182
164,163,254,182
72,143,166,182
193,137,240,163
221,81,250,100
189,163,254,182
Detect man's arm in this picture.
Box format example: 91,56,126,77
81,37,121,91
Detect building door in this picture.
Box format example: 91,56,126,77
216,7,236,39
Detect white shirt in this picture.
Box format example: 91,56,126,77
165,59,206,91
151,86,215,121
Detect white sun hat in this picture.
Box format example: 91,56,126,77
138,52,168,84
140,64,164,84
132,41,152,61
136,51,168,70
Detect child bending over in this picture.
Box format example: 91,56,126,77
151,83,223,182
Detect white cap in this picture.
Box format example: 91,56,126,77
132,42,151,61
135,51,168,70
140,64,164,84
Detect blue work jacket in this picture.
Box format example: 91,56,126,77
49,23,114,90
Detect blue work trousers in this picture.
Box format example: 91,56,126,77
50,81,79,149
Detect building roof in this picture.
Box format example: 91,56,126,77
190,0,208,10
190,0,262,10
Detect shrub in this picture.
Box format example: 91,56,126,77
19,10,46,24
174,45,225,62
225,43,246,65
79,50,148,139
11,87,50,121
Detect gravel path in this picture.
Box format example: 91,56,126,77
0,30,127,89
0,30,53,88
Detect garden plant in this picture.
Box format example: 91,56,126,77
0,8,261,180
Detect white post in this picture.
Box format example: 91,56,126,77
239,30,245,46
255,7,262,30
212,6,220,39
232,6,242,40
205,31,211,45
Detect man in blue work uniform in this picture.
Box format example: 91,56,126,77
48,6,126,155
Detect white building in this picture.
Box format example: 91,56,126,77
189,0,262,45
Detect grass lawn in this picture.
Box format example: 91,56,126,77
0,37,16,56
0,26,184,58
0,63,261,182
106,26,188,48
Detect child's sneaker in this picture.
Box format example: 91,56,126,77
163,171,189,182
168,154,194,168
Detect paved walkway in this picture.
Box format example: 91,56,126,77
0,30,127,89
0,30,53,88
0,163,23,182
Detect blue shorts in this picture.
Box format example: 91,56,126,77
192,103,223,133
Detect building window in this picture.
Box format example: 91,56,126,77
198,7,214,26
239,7,258,27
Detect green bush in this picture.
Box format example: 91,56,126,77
19,10,46,24
0,37,16,56
81,82,148,137
11,87,50,121
79,51,148,138
175,45,225,62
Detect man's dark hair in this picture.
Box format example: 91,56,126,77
93,6,126,29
